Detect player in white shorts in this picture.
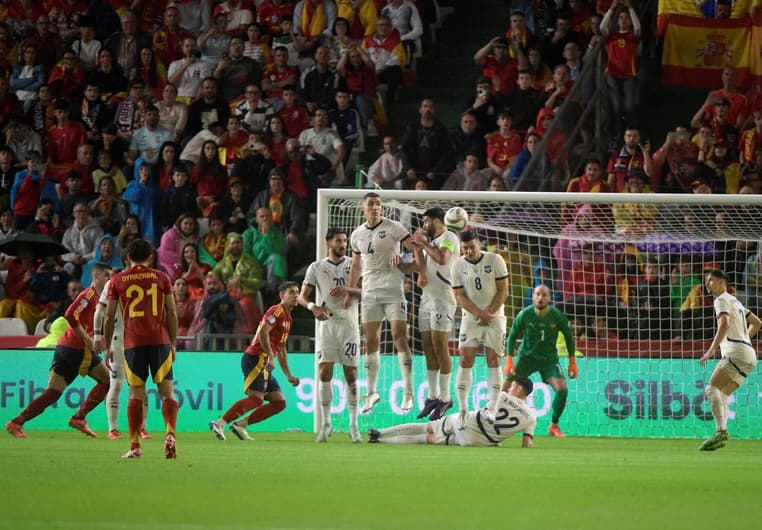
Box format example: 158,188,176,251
451,230,508,427
93,261,149,440
406,207,459,421
298,227,362,443
698,269,761,451
348,192,416,413
368,377,535,447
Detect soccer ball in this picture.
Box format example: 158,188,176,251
444,207,469,231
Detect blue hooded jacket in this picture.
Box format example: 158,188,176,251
81,234,125,286
123,158,160,245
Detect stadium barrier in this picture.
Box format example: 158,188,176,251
1,349,759,438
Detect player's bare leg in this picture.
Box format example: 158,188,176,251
69,363,111,437
391,319,413,410
546,377,568,437
6,373,67,438
456,348,476,428
418,331,441,419
483,347,502,423
158,379,179,458
316,362,334,442
700,368,738,451
362,320,383,412
343,365,361,442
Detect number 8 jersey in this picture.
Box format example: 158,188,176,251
451,251,508,313
108,264,173,349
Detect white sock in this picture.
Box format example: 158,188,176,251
426,369,439,399
439,372,452,401
106,374,123,431
379,423,428,436
397,350,413,394
319,381,332,427
456,367,472,414
487,367,501,411
705,385,727,431
365,352,380,395
347,381,358,430
378,434,428,444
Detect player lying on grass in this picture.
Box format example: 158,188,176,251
698,269,761,451
368,377,536,447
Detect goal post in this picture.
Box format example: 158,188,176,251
313,188,762,438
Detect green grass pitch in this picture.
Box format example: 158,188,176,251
1,432,760,530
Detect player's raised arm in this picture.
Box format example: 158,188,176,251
747,311,762,339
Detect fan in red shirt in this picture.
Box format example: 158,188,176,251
209,281,300,442
486,111,523,178
105,239,179,460
5,263,112,440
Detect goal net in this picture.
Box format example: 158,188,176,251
314,189,762,439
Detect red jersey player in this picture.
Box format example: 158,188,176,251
105,239,179,459
6,263,112,439
209,281,300,441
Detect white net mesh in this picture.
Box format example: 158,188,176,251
316,190,762,439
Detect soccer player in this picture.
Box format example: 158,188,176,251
698,269,761,451
93,261,150,440
104,239,180,459
451,230,508,426
347,192,416,413
209,282,301,441
368,377,536,447
409,207,459,420
6,263,112,439
503,284,578,437
298,228,362,443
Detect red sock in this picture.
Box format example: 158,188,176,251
222,396,263,423
161,398,179,434
127,399,144,448
246,400,286,425
14,389,62,425
73,382,109,420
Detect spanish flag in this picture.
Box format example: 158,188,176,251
657,0,757,35
661,14,752,88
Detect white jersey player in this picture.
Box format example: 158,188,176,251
298,228,362,443
93,269,149,440
451,230,508,426
698,269,762,451
407,207,459,421
348,192,415,413
368,378,536,448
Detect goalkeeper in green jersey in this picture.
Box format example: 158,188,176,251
503,285,578,437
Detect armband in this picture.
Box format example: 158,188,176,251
307,302,316,311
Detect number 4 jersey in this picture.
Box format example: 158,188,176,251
108,264,173,349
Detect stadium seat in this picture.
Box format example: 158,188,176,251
0,317,30,336
33,318,48,336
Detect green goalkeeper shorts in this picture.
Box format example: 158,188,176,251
508,354,563,381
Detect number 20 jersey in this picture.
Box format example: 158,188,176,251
303,257,358,322
107,264,172,349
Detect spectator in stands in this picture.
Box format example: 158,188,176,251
71,16,101,72
739,108,762,172
59,172,88,226
606,127,652,192
4,117,42,166
193,139,228,217
47,99,87,182
74,83,112,143
542,10,583,69
153,5,193,67
366,134,407,188
214,35,263,102
0,77,22,131
174,0,212,36
323,17,353,67
89,175,128,237
678,262,722,341
449,111,486,167
700,67,748,130
190,271,246,345
132,47,166,102
217,176,250,234
298,106,346,183
24,14,63,72
127,105,174,166
563,242,611,306
505,70,544,133
218,0,254,33
173,277,198,349
633,255,671,340
337,0,377,40
702,138,740,194
282,138,331,202
80,234,123,287
400,98,452,189
26,198,64,240
504,10,539,53
123,158,160,245
562,41,583,82
465,77,505,137
262,45,297,111
562,158,611,224
693,97,739,157
243,206,288,303
441,152,492,191
669,255,701,339
0,208,16,243
509,132,548,191
199,214,228,267
199,12,232,66
156,84,188,141
264,115,290,166
0,148,14,213
277,85,311,138
651,125,699,193
62,143,96,197
117,214,142,254
10,46,46,114
160,165,199,231
362,14,405,105
113,79,144,142
301,45,339,112
10,151,59,230
600,0,641,143
249,168,308,257
293,0,338,50
613,244,641,331
235,84,275,134
243,22,272,66
329,88,362,169
176,242,211,300
61,200,103,278
86,48,127,107
0,248,48,332
337,45,378,128
486,111,523,181
543,64,573,112
218,115,249,173
612,168,658,237
380,0,422,67
168,38,213,102
26,85,54,139
104,10,151,75
158,212,200,277
525,45,552,93
92,149,127,195
186,77,231,138
231,138,277,200
213,232,265,329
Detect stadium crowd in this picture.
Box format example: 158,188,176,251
0,0,760,347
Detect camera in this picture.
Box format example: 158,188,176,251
477,88,486,97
